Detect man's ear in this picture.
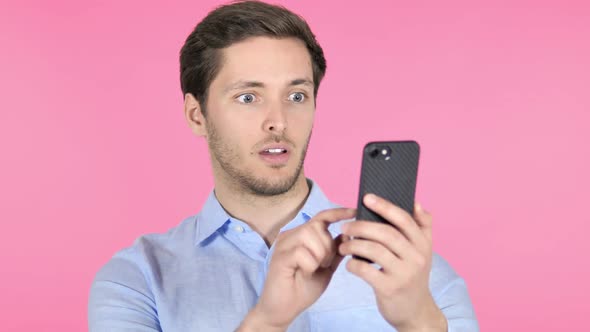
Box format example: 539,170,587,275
184,93,207,137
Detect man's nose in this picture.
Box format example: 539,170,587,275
262,104,287,134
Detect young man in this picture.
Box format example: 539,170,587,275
89,1,478,331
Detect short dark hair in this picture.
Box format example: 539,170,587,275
179,0,327,114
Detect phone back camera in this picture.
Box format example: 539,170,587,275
370,146,392,160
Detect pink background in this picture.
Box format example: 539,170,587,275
1,0,589,330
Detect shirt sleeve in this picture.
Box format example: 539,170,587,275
430,253,479,332
88,248,161,332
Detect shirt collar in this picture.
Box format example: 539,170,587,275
298,178,335,221
194,178,338,246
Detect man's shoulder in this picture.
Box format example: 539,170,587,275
92,215,198,284
429,251,466,296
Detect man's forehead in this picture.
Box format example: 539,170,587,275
214,37,314,91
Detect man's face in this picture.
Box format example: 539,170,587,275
202,37,316,196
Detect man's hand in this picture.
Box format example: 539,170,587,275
339,194,447,332
239,208,356,332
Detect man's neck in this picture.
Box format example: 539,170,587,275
213,175,311,246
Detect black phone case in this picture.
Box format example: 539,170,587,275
354,141,420,262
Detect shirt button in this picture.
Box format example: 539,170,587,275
233,225,244,233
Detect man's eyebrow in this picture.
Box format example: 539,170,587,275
289,78,314,88
224,80,265,94
223,78,314,94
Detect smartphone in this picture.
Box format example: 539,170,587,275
354,141,420,262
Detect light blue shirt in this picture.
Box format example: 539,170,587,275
89,180,479,331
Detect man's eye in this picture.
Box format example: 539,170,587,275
237,93,256,104
288,92,306,103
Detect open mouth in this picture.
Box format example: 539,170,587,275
258,146,290,165
261,148,288,155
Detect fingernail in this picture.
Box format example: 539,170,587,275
416,202,423,212
364,194,376,205
341,223,349,233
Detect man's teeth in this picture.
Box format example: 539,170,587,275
266,148,286,154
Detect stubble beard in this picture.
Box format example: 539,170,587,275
207,121,311,197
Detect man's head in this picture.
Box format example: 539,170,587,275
180,1,327,196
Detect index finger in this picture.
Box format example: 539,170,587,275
362,194,423,246
310,208,357,228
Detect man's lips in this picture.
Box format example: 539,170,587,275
258,144,291,165
258,144,290,155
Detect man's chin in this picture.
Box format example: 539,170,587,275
243,171,301,197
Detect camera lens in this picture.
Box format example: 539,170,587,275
370,148,380,158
